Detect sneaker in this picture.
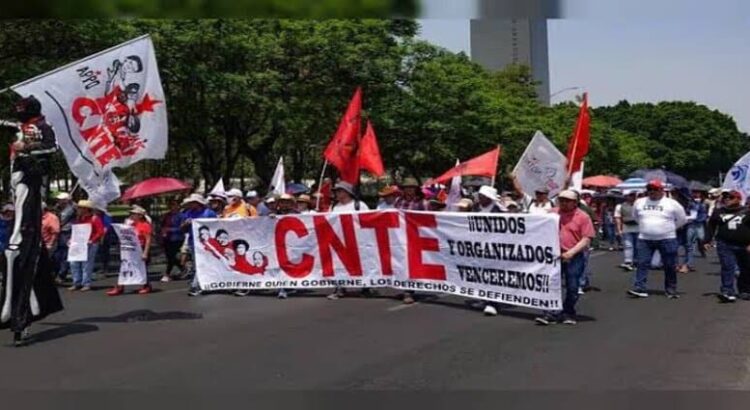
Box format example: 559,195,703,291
578,288,585,295
106,286,124,296
13,329,31,347
79,286,92,292
618,263,630,270
160,275,171,283
234,289,251,297
187,288,202,297
67,285,80,291
54,277,64,285
718,293,737,303
562,316,578,325
535,314,558,326
137,285,152,295
666,292,680,299
277,289,288,299
327,289,344,300
403,294,415,305
627,289,649,298
483,304,498,316
738,292,750,301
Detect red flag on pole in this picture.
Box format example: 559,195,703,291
566,92,591,175
323,87,362,184
358,120,385,177
431,146,501,184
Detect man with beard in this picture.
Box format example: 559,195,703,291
0,96,63,346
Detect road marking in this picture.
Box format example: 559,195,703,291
387,303,419,312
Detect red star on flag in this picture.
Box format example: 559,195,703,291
136,93,162,114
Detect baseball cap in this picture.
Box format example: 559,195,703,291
478,186,498,199
226,188,243,198
646,179,664,190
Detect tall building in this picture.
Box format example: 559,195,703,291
470,19,551,105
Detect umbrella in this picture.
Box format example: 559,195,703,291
582,175,623,188
688,180,711,192
121,177,192,201
616,178,647,190
285,183,310,195
630,169,688,189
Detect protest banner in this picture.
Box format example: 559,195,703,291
68,224,92,262
194,211,562,310
513,131,567,198
723,151,750,200
113,224,148,286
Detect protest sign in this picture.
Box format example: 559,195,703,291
513,131,567,198
194,211,562,310
68,224,92,262
113,224,148,286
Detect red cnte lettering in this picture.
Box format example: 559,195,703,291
359,212,400,275
406,213,446,280
314,214,362,277
275,217,314,278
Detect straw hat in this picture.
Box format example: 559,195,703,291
378,185,400,197
76,200,95,210
185,193,207,206
297,194,312,204
400,177,419,188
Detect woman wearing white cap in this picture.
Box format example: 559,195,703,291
107,206,153,296
223,188,257,218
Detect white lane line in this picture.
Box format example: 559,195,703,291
387,303,419,312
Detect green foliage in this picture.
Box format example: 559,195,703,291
0,1,420,18
0,19,746,196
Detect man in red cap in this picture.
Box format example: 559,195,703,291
704,189,750,302
627,179,687,299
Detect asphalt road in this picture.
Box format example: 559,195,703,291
2,249,750,391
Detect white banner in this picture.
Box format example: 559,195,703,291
270,157,286,196
194,211,562,310
12,35,168,204
68,224,92,262
512,131,567,198
113,224,148,286
723,151,750,200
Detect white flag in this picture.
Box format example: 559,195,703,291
446,159,462,211
723,151,750,199
210,178,225,197
270,157,286,196
11,35,168,204
512,131,567,198
571,161,584,192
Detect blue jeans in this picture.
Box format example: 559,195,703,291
621,231,639,264
579,249,592,289
634,238,678,294
603,222,617,247
70,243,99,287
54,230,72,278
552,252,586,318
687,223,705,261
716,241,750,296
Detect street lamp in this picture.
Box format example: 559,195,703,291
550,86,582,99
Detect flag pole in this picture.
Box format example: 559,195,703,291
315,160,328,211
491,145,500,187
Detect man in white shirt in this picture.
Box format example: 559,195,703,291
627,180,687,299
615,190,640,271
327,181,370,300
330,181,370,213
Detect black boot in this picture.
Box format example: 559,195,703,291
12,328,30,347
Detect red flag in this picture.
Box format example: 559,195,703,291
431,147,501,184
315,179,332,212
566,92,591,175
323,87,362,184
358,121,385,177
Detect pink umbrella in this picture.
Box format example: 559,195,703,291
120,177,192,201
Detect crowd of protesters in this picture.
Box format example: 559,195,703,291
3,173,748,328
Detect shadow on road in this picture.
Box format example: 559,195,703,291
73,309,203,323
31,322,100,344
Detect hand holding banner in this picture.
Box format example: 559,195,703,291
68,224,92,262
113,224,148,286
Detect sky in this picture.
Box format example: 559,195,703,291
418,0,750,132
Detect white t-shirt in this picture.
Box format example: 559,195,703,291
330,200,370,213
614,203,639,234
633,196,687,240
522,194,553,214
